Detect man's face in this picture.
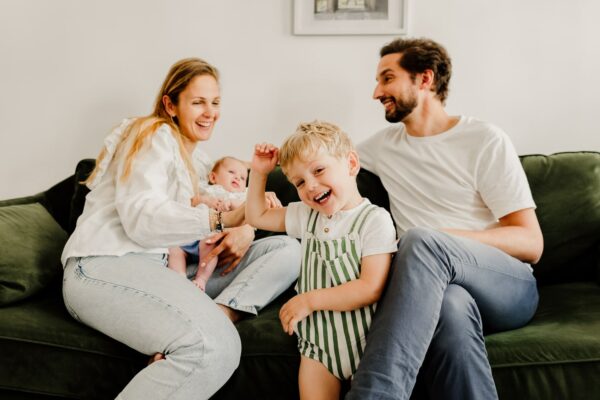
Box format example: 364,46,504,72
373,53,418,123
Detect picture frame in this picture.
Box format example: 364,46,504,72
293,0,408,36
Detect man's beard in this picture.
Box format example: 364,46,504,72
383,95,417,123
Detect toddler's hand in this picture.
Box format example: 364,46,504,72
251,143,279,175
265,192,282,209
279,294,312,335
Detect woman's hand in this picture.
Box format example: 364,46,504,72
200,224,255,275
252,143,279,175
279,293,313,335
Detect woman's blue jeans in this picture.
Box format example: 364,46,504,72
62,236,300,400
346,227,539,400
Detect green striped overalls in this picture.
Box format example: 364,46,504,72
296,203,378,379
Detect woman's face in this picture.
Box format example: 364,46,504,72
166,74,221,144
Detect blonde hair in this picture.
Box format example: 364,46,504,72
85,58,220,195
279,120,354,175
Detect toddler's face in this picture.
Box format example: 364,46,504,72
210,159,248,192
286,148,361,217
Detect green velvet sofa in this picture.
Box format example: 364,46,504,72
1,152,599,400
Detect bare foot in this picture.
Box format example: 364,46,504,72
148,352,165,366
218,304,242,323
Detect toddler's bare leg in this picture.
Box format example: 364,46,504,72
298,356,341,400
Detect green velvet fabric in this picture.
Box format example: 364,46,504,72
213,288,300,400
0,203,67,305
520,152,600,284
487,282,600,399
0,286,145,399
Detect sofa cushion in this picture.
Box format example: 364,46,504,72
521,152,600,284
0,203,67,305
486,282,600,399
0,288,145,399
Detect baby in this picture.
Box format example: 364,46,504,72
169,156,281,291
168,156,248,290
246,121,397,399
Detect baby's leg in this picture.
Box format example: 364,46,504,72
193,240,218,291
298,356,341,400
167,247,188,277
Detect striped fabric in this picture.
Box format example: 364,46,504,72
295,203,378,379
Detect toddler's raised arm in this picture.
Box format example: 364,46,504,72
246,143,287,232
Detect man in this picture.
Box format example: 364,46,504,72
346,38,543,400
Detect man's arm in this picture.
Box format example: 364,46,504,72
443,208,544,264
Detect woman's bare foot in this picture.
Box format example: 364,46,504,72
148,352,165,366
218,304,242,323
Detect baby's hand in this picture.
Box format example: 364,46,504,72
251,143,279,175
214,199,233,212
265,192,282,209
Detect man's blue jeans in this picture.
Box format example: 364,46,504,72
346,227,539,400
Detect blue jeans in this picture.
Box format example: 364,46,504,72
62,236,300,400
346,227,539,400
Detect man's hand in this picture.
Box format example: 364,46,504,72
252,143,279,175
279,293,313,335
200,225,255,275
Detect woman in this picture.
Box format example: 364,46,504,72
61,58,301,399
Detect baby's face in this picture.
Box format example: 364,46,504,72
210,158,248,192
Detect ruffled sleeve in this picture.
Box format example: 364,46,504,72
113,124,212,247
192,147,213,183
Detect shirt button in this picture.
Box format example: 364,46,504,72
324,227,329,233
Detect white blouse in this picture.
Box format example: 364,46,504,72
61,120,213,265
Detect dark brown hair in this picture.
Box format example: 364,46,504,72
380,38,452,104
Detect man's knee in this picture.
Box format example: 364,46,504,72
431,285,484,355
397,227,444,257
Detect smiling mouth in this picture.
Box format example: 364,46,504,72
196,121,212,128
382,98,395,110
314,190,331,204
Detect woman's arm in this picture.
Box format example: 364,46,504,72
115,128,212,248
279,252,392,335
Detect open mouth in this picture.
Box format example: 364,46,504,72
382,98,395,111
313,190,331,204
196,121,212,129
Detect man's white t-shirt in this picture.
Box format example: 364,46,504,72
357,116,536,237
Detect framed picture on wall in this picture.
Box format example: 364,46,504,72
293,0,408,35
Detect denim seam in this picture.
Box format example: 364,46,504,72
447,254,536,284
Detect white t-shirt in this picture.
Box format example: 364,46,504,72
61,120,211,265
358,116,536,237
285,199,398,258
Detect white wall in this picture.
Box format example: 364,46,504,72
1,0,599,199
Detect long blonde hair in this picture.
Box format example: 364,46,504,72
85,58,220,195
